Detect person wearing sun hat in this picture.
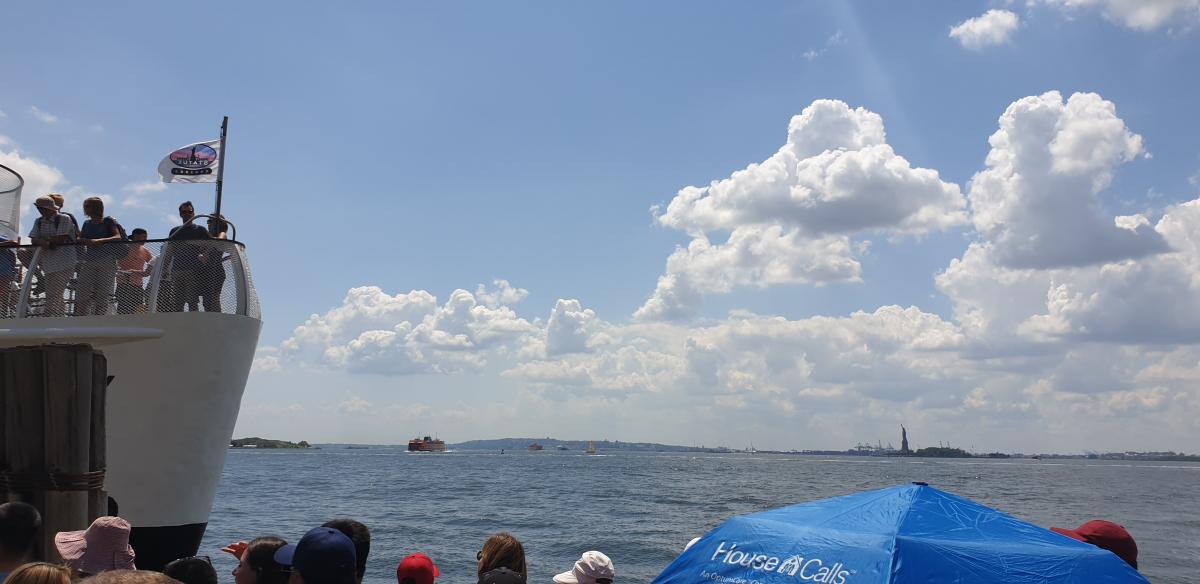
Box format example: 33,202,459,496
1051,519,1139,570
553,551,615,584
274,527,357,584
53,516,136,576
396,552,439,584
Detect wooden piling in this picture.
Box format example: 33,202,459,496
0,344,108,562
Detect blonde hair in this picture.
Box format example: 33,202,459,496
80,570,178,584
3,562,72,584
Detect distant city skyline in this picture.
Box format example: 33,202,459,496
3,1,1200,452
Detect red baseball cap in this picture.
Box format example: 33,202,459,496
1051,520,1138,569
396,553,439,584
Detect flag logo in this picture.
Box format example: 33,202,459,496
159,139,221,182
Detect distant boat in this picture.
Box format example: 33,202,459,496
408,436,446,452
586,441,597,455
556,445,569,451
528,443,544,452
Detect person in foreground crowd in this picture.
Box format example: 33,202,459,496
163,557,217,584
321,519,369,584
1,562,72,584
76,196,126,315
223,536,290,584
80,570,177,584
477,533,527,584
395,553,438,584
478,568,523,584
1051,519,1139,570
54,516,137,576
553,551,615,584
0,502,41,581
274,527,356,584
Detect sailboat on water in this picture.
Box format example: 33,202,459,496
586,441,598,455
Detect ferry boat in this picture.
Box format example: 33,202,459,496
407,436,446,452
528,443,544,451
0,163,261,571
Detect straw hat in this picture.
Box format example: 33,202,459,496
54,516,137,574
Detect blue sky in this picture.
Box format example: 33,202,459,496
3,1,1200,452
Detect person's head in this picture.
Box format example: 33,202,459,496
234,537,290,584
54,516,136,575
164,556,218,584
178,201,195,223
206,215,228,237
274,527,356,584
1051,520,1138,569
34,195,59,220
321,519,369,584
477,533,525,581
130,228,148,244
553,552,614,584
395,553,439,584
2,562,72,584
83,196,105,220
47,193,65,210
80,569,177,584
0,501,42,565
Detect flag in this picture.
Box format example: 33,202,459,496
158,139,221,183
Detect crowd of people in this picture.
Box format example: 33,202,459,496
0,194,230,316
0,504,619,584
0,501,1142,584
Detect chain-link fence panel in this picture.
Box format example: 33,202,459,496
0,163,23,240
1,239,258,320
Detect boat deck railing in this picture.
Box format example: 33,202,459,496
0,239,260,320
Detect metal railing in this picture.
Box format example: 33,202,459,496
0,239,260,320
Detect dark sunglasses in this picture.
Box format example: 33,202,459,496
477,550,483,560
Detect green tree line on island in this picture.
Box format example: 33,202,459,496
229,437,310,449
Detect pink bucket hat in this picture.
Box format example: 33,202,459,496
553,551,614,584
54,516,137,574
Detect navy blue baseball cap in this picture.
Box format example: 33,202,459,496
275,527,357,584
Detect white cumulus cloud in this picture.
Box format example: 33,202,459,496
639,99,965,321
950,9,1021,49
1036,0,1200,31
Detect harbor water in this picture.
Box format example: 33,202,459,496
200,448,1199,584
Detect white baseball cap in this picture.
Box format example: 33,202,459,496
553,551,614,584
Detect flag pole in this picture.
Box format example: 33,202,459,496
214,115,229,219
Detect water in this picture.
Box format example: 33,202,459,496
199,448,1200,584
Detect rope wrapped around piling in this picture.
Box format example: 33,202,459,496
0,468,106,492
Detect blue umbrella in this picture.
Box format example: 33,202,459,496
653,482,1147,584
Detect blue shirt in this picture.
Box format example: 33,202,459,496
0,235,15,278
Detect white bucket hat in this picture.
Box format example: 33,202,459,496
553,551,614,584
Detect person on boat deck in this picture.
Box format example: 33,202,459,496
322,519,370,584
166,200,210,312
47,192,80,238
0,502,42,581
79,570,177,584
0,233,18,313
76,196,126,316
164,555,218,584
1051,519,1139,570
198,214,229,312
274,527,357,584
117,228,153,314
28,195,77,316
477,533,527,584
222,536,291,584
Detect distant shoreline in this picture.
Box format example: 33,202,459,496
233,437,1199,461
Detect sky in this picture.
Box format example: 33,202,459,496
3,1,1200,452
